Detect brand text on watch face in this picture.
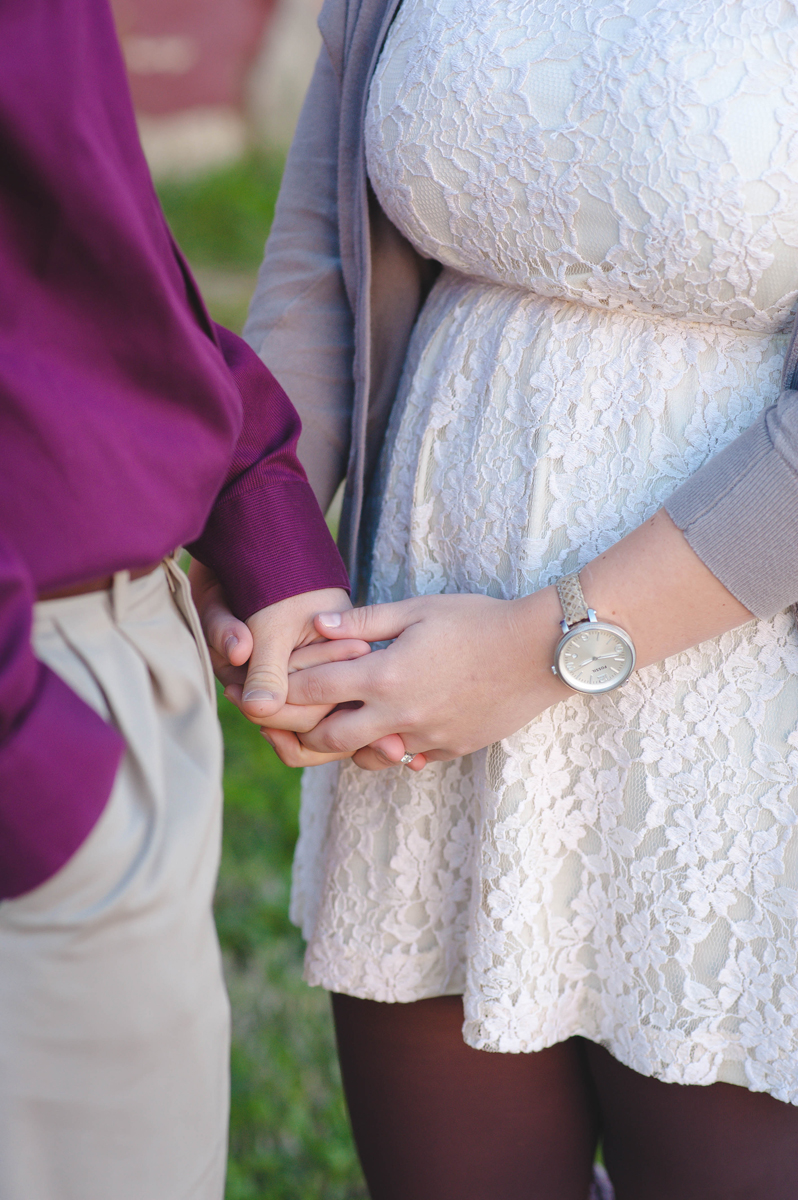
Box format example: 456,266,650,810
562,629,631,688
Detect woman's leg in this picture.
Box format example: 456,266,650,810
583,1040,798,1200
332,993,599,1200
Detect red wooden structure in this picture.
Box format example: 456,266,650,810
111,0,275,118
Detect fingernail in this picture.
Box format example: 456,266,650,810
243,688,277,703
260,730,274,746
224,635,239,658
318,611,342,628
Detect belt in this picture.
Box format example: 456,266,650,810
38,562,164,602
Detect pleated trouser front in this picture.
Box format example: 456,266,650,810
0,561,229,1200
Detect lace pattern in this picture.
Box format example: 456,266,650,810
365,0,798,332
291,0,798,1103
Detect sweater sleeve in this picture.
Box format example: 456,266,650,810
665,385,798,619
0,533,124,900
187,324,349,622
243,46,354,517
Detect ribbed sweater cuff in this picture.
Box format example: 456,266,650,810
665,399,798,619
190,477,349,621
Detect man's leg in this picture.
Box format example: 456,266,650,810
332,993,599,1200
0,565,229,1200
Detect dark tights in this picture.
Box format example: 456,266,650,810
332,993,798,1200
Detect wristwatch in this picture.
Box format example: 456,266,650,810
551,572,635,694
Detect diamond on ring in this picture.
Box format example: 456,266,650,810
399,752,415,765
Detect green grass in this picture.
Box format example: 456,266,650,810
216,697,367,1200
159,152,287,333
158,153,285,272
158,158,368,1199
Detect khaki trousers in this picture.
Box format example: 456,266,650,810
0,561,229,1200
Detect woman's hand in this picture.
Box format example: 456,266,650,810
224,635,371,729
286,589,570,761
257,639,429,773
285,510,754,763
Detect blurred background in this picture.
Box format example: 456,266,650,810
112,0,323,331
111,3,367,1197
111,0,322,170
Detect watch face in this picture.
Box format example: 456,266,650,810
555,622,635,694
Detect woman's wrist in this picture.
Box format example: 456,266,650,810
528,511,753,692
510,587,573,712
509,508,753,716
578,510,752,671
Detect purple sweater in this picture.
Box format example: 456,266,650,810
0,0,348,900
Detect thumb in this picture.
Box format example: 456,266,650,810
189,559,252,667
241,624,294,718
204,602,252,668
315,599,417,644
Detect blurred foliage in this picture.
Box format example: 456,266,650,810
158,152,286,332
158,153,285,271
157,163,367,1198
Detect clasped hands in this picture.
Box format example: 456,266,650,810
190,560,568,772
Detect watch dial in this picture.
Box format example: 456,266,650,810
557,625,634,693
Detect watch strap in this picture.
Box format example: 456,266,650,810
556,572,590,628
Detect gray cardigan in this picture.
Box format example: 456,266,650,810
244,0,798,618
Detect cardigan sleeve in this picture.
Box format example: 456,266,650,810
665,385,798,619
243,46,354,517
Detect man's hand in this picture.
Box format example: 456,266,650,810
189,560,427,771
189,558,352,719
189,558,254,688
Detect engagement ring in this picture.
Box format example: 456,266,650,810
399,752,415,765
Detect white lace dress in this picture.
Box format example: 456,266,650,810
291,0,798,1102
